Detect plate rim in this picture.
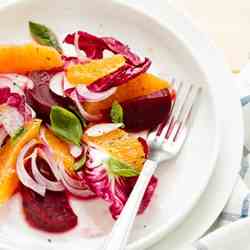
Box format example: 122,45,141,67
0,0,223,249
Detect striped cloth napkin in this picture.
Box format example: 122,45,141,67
188,64,250,250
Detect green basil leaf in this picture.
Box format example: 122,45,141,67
73,157,86,172
110,101,124,126
107,157,139,177
11,127,27,144
50,106,83,146
29,21,62,53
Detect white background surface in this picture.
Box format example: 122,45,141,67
172,0,250,70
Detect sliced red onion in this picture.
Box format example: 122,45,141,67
85,123,123,137
39,127,48,145
0,106,24,136
37,147,62,181
26,104,36,119
70,90,103,122
76,84,117,102
69,144,83,158
59,162,87,189
49,72,65,97
59,162,97,199
63,74,75,92
16,140,46,196
0,126,8,147
74,31,87,62
31,149,65,192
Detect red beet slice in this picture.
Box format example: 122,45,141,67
122,88,172,131
21,185,77,233
104,88,172,132
20,158,77,233
25,70,70,122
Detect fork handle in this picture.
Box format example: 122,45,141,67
105,160,158,250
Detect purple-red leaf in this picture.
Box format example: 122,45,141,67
64,31,144,65
64,31,152,92
87,58,151,92
84,158,157,220
64,32,106,59
0,87,30,123
102,37,142,65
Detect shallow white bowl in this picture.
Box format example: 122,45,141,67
0,0,221,249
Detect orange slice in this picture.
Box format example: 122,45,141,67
0,119,42,204
83,73,170,115
66,55,126,85
83,128,145,171
42,127,75,174
0,43,63,73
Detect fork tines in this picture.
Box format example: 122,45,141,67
148,80,201,146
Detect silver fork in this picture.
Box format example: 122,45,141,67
105,81,202,250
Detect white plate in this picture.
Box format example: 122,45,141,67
119,1,243,249
0,0,221,250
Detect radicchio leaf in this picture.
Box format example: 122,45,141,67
87,58,151,92
64,31,143,65
0,86,27,118
64,31,152,92
84,158,157,219
102,37,142,65
0,86,33,137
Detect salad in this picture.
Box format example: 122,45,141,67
0,22,174,233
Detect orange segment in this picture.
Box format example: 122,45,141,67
0,43,63,73
66,55,126,85
43,127,75,174
83,73,170,115
0,119,42,204
83,129,145,171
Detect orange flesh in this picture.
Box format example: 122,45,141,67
0,119,42,204
83,73,170,115
66,55,126,85
0,43,63,73
43,127,75,174
83,129,145,171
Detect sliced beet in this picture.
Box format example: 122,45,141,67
20,157,77,233
122,88,172,131
25,70,71,122
21,185,77,233
104,88,172,132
